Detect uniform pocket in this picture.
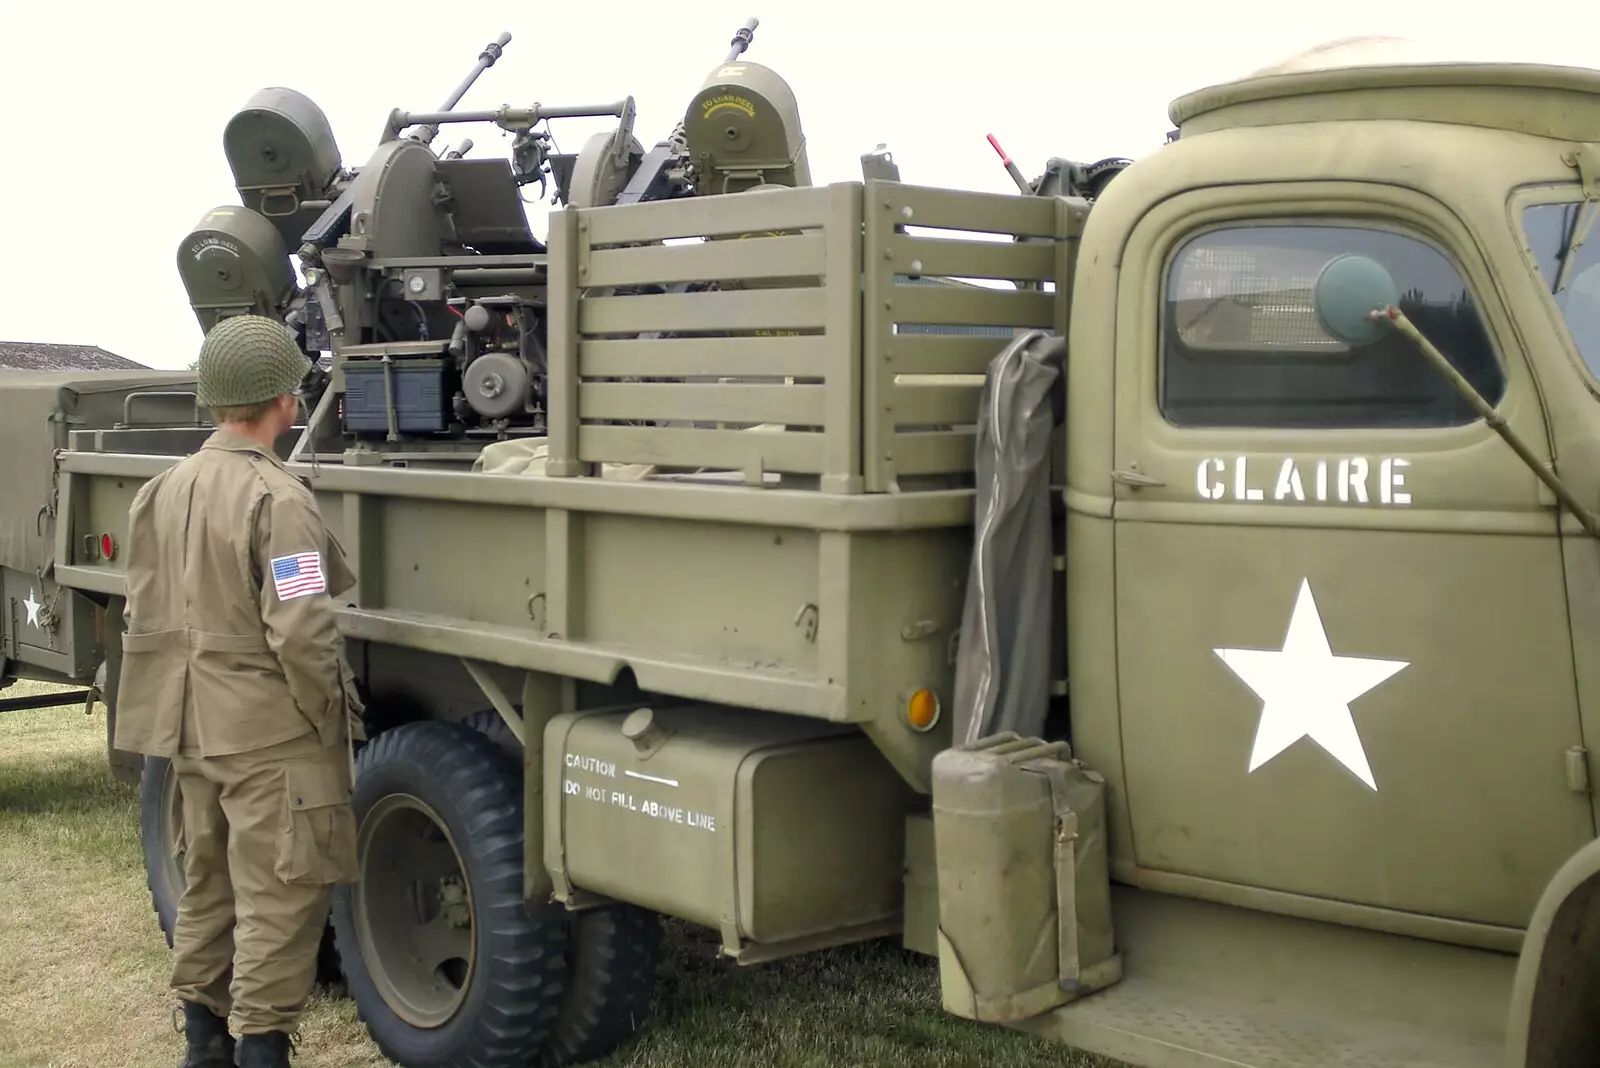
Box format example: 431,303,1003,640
274,757,359,886
114,629,188,753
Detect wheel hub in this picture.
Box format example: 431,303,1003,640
353,793,478,1029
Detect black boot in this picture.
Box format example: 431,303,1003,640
175,1001,235,1068
234,1030,294,1068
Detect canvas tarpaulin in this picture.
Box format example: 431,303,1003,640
951,330,1066,746
0,371,197,575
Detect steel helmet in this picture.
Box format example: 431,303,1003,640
195,314,311,407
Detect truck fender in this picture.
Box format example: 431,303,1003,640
1504,837,1600,1067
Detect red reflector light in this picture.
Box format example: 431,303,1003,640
101,534,115,559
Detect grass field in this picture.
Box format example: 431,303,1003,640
0,682,1118,1068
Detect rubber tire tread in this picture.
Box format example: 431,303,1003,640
458,709,522,767
137,755,182,947
541,904,664,1066
457,709,665,1065
331,719,569,1068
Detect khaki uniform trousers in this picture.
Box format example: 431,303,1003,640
169,730,357,1035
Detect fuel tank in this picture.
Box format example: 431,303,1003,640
544,703,917,951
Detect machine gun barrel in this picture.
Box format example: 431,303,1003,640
724,17,758,62
656,18,761,153
394,100,631,131
408,31,512,146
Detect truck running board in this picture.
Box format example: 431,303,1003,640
1014,887,1515,1068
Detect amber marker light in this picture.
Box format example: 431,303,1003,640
905,688,941,732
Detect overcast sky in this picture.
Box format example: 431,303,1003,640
0,1,1590,369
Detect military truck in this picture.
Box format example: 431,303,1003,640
4,24,1600,1068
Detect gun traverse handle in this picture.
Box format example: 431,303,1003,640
987,133,1034,195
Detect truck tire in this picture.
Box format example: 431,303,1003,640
137,755,185,946
331,719,570,1068
542,904,664,1066
458,709,665,1065
459,708,522,765
138,755,343,985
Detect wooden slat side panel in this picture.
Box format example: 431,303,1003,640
889,382,982,427
860,179,1068,489
579,336,830,379
891,429,979,477
579,382,826,426
820,183,864,493
545,208,582,475
559,181,1072,489
887,236,1056,282
577,425,826,475
886,334,1020,376
581,184,843,245
887,285,1056,330
882,182,1059,238
566,186,864,485
585,233,826,288
579,288,828,336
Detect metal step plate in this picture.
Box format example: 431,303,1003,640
1014,887,1515,1068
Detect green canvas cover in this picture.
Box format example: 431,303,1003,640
0,370,198,574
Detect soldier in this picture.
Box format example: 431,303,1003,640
115,314,361,1068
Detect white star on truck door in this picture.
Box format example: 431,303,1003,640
1213,578,1407,791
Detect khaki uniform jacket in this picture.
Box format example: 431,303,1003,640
114,430,360,759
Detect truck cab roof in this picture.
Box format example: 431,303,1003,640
1172,35,1600,140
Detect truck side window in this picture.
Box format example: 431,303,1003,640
1521,202,1600,383
1159,223,1506,429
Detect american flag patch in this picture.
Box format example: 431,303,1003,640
270,551,327,601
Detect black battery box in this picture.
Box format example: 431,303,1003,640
342,358,452,435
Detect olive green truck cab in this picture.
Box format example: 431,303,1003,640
4,32,1600,1068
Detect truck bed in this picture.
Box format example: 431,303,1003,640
26,180,1082,792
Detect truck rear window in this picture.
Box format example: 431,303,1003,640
1160,223,1506,429
1521,201,1600,385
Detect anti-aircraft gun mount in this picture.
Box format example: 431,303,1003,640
176,17,816,462
984,132,1131,201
